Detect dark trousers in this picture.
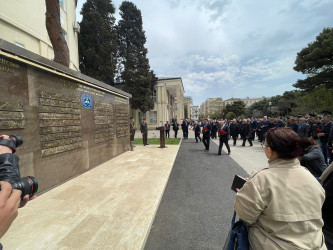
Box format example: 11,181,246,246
184,129,188,139
195,133,201,142
165,130,170,138
251,130,256,140
258,131,263,142
321,142,329,164
211,132,217,139
218,137,230,154
174,130,178,138
242,136,252,146
203,135,210,150
231,136,237,146
142,132,147,145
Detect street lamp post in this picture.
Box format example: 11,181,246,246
269,101,272,115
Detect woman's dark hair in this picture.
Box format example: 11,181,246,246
266,128,302,159
299,137,317,150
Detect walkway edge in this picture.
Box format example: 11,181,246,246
140,139,182,249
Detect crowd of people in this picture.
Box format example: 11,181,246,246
168,114,332,165
166,114,333,248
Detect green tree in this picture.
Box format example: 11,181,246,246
184,105,188,118
293,87,333,114
208,110,223,119
293,27,333,91
224,100,246,117
78,0,118,85
225,112,236,120
117,1,157,113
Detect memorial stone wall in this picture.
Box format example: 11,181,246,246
0,39,131,193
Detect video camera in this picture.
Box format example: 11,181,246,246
0,135,38,199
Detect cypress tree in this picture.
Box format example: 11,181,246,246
78,0,117,85
117,1,157,113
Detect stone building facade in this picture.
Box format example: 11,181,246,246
130,77,185,129
0,0,79,71
184,96,192,119
200,97,224,118
190,105,199,121
224,97,264,107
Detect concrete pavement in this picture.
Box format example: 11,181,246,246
1,144,180,250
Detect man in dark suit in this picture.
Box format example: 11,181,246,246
173,119,179,138
318,115,332,164
230,119,240,146
202,119,211,151
249,118,256,140
257,119,264,142
164,121,170,138
194,120,201,143
275,117,285,128
288,118,299,133
241,119,253,146
129,117,135,151
181,119,189,139
298,117,311,138
140,118,148,146
261,115,270,141
217,120,231,155
211,120,218,139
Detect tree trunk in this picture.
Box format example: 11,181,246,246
45,0,70,67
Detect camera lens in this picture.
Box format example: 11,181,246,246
9,135,23,148
10,176,38,199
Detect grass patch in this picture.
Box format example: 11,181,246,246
133,138,181,145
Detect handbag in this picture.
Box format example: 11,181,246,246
223,211,249,250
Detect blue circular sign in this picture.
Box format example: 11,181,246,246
81,94,93,110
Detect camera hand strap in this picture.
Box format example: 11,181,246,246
0,138,16,153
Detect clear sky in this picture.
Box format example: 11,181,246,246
76,0,333,106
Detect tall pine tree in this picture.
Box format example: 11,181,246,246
293,28,333,91
117,1,157,113
78,0,117,85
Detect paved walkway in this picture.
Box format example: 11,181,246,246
1,145,180,250
1,133,268,249
144,138,248,249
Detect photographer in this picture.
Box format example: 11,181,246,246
0,135,36,239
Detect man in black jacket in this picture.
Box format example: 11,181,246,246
217,120,231,155
173,119,179,138
230,119,240,146
194,121,201,143
241,119,253,146
140,118,148,146
164,121,170,138
202,119,211,151
211,120,217,139
182,119,189,139
298,117,311,138
318,115,332,164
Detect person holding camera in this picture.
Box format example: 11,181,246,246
0,135,36,239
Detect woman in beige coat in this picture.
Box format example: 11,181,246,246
235,128,327,250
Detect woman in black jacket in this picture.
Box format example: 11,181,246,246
299,137,327,179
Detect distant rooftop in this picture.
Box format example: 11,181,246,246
158,77,182,81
